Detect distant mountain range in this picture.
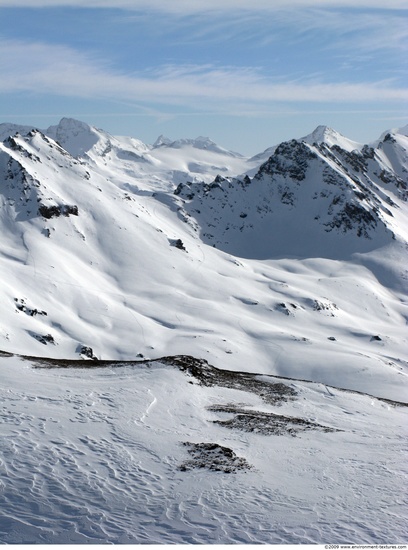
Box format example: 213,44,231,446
0,118,407,400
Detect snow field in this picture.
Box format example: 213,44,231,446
0,354,406,544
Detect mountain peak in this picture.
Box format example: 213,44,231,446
376,123,408,144
153,134,173,148
153,135,216,150
308,125,337,141
397,123,408,137
152,134,243,158
301,125,362,152
46,118,101,157
56,117,92,131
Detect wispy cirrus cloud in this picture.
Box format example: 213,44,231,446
263,9,408,54
0,39,406,111
126,8,407,59
2,0,406,74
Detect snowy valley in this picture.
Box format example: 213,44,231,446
0,118,407,544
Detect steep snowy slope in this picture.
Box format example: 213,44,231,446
0,120,407,403
174,131,407,260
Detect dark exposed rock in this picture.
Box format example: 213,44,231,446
383,133,396,144
324,202,377,237
32,333,55,345
179,442,252,473
207,403,340,436
331,145,368,173
79,345,98,360
169,238,186,251
361,145,376,160
38,203,79,219
276,302,292,316
173,182,185,196
256,140,317,182
15,298,47,317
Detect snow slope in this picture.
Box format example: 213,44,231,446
0,353,406,544
0,118,407,544
0,119,407,401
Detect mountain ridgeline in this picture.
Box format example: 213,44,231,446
1,118,406,261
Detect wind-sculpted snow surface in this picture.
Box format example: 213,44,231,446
0,353,407,544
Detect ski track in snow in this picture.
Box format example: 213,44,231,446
0,356,407,544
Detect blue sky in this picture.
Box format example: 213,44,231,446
0,1,407,154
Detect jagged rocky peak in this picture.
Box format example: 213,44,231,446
172,125,405,260
249,126,357,165
255,139,318,181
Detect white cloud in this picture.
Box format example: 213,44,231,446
0,39,406,109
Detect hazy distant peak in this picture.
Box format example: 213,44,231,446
153,134,173,148
174,136,215,149
57,117,92,131
153,135,243,158
46,118,102,157
153,135,215,149
397,123,408,137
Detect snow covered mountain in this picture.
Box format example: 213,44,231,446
0,118,407,544
0,117,407,398
174,127,407,259
45,117,252,189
